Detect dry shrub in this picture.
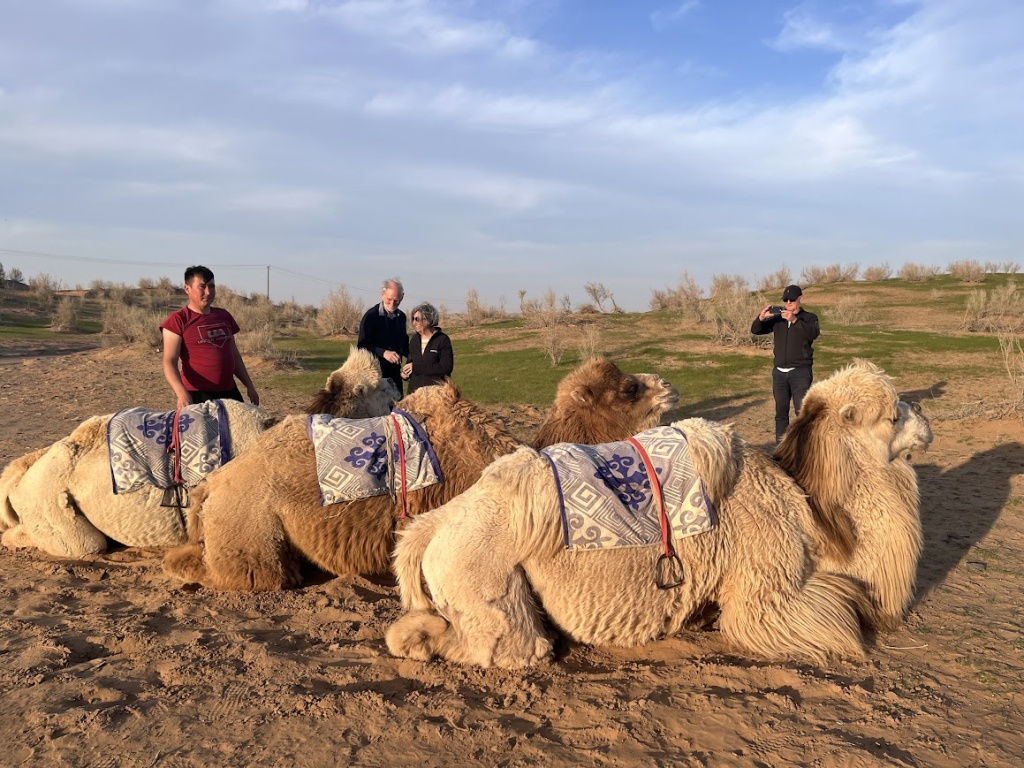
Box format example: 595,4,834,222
961,281,1024,333
650,271,707,321
50,298,81,332
102,304,163,347
520,289,561,328
998,332,1024,405
138,277,155,290
543,327,565,367
464,288,504,326
755,267,791,296
827,295,866,326
576,303,599,315
898,262,939,282
109,284,134,305
575,323,601,359
800,263,858,285
584,282,621,313
30,273,58,308
707,278,769,347
948,260,986,283
862,264,892,281
315,287,362,336
985,261,1021,274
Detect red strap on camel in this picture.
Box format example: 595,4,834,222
170,407,185,486
626,436,685,590
391,414,409,520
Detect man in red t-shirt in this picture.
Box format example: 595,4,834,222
161,265,260,410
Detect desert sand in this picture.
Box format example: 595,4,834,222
1,339,1022,767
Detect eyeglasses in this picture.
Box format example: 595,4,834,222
412,316,424,323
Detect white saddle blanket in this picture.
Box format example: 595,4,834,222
308,409,442,506
108,401,231,494
540,426,716,551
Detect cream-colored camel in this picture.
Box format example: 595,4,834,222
775,361,926,629
387,415,872,669
1,347,397,558
163,357,679,591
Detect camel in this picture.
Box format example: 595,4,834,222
0,347,398,559
775,361,927,629
387,420,870,669
532,357,681,449
162,357,679,591
385,361,913,669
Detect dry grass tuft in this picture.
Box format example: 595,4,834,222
898,262,940,282
948,260,986,283
862,264,892,281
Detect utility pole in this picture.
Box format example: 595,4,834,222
266,265,270,301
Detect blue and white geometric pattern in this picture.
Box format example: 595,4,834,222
307,409,442,506
541,426,716,551
108,401,231,494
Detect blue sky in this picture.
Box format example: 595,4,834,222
1,0,1021,311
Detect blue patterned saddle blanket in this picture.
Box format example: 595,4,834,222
540,426,716,551
307,409,442,506
108,401,231,494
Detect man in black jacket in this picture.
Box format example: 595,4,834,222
751,284,820,443
357,277,410,396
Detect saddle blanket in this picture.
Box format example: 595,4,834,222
308,409,442,506
540,426,716,551
108,401,231,495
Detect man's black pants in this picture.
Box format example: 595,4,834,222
772,366,813,442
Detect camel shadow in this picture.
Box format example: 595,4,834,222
912,440,1024,604
664,392,766,424
899,380,947,404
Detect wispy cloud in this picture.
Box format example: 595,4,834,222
650,1,701,32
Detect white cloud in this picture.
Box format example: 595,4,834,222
651,1,701,32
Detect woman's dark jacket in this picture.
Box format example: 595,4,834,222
406,329,454,393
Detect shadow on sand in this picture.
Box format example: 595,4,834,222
913,440,1024,604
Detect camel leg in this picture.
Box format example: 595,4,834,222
18,491,108,558
199,501,302,591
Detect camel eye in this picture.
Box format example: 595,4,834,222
622,381,639,400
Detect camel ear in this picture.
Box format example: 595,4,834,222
570,386,592,405
57,491,77,521
840,403,859,426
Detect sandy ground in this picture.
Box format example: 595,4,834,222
1,340,1022,767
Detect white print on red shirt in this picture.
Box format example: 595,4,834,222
197,321,231,348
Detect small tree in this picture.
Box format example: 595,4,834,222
584,282,613,312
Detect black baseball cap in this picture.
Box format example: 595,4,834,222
782,285,803,302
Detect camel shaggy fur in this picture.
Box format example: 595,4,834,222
774,361,925,630
0,347,397,559
163,358,679,592
387,418,871,669
531,357,679,449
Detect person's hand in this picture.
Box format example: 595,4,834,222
401,363,412,380
384,350,401,365
758,304,773,321
176,391,193,411
246,385,260,406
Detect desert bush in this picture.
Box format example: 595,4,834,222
948,260,986,283
755,267,791,296
710,274,748,298
464,288,504,326
109,284,135,305
898,262,939,282
102,303,163,347
827,295,866,326
708,283,769,348
542,326,564,367
584,282,621,313
575,322,601,360
801,263,858,285
985,261,1021,274
7,267,23,283
650,271,707,321
997,332,1024,405
138,277,155,290
961,281,1024,333
29,273,58,308
315,287,362,336
862,264,892,281
520,289,561,329
576,303,599,315
50,297,82,332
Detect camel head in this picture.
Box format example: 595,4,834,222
774,359,901,562
306,346,399,418
532,357,681,449
891,401,933,462
0,447,49,530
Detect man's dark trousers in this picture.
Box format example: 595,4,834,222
772,366,813,442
